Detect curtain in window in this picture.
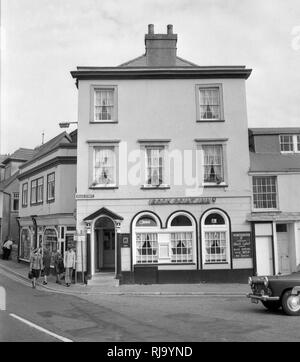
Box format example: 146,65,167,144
95,90,114,120
146,148,163,185
199,88,220,120
202,145,223,183
94,148,115,185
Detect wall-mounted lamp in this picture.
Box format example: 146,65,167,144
59,121,78,128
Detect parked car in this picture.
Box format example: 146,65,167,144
247,272,300,316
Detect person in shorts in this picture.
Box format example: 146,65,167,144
29,248,43,289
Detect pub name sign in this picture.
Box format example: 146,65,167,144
149,197,216,205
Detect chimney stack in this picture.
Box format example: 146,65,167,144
145,24,177,67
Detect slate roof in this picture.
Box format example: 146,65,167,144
119,54,198,67
249,127,300,135
2,148,35,165
249,152,300,173
19,131,77,170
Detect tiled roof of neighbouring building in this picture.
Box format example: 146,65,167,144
249,152,300,173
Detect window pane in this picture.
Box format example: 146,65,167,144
171,232,193,263
146,148,164,186
95,89,114,121
199,88,220,120
94,147,115,185
253,176,277,209
205,231,227,263
202,145,224,183
136,233,158,263
280,135,293,152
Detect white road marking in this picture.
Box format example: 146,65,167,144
9,313,73,342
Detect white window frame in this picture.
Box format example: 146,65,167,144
22,183,28,207
201,209,231,269
279,134,300,154
139,141,170,189
252,175,278,211
90,145,118,188
196,140,228,186
132,212,161,265
90,85,118,123
47,173,55,202
196,84,224,122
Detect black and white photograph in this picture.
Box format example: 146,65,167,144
0,0,300,349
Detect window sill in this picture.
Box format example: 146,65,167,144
30,201,43,206
204,262,229,265
196,119,225,123
141,185,170,190
252,209,280,213
89,185,118,190
203,183,228,188
46,199,55,204
90,121,118,124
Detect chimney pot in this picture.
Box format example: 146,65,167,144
148,24,154,34
167,24,173,34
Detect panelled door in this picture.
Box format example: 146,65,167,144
255,236,273,276
103,229,115,269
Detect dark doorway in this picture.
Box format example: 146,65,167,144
94,217,115,272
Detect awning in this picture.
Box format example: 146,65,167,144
247,212,300,222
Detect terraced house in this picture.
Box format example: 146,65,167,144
71,24,254,284
248,128,300,276
17,131,77,262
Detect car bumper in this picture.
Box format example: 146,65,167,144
247,293,280,302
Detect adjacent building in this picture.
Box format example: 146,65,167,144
248,128,300,276
17,131,77,262
0,148,35,259
71,24,254,284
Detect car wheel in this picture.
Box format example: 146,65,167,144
281,290,300,316
261,300,281,311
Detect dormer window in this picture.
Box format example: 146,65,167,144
280,134,300,153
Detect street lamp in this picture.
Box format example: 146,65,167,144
59,121,78,128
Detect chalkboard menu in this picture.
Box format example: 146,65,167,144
232,232,252,259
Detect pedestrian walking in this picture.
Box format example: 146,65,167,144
64,246,76,287
29,248,43,289
42,247,51,285
2,237,13,260
53,249,64,284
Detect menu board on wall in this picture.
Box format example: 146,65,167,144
232,232,252,259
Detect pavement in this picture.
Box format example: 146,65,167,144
0,258,249,296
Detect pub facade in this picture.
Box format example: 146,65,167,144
72,24,254,283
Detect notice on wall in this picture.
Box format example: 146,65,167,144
232,232,252,259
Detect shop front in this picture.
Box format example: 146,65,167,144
248,213,300,276
79,203,254,284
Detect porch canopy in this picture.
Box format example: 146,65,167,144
247,212,300,222
83,207,123,223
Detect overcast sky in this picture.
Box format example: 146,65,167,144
1,0,300,154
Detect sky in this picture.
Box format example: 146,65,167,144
0,0,300,154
